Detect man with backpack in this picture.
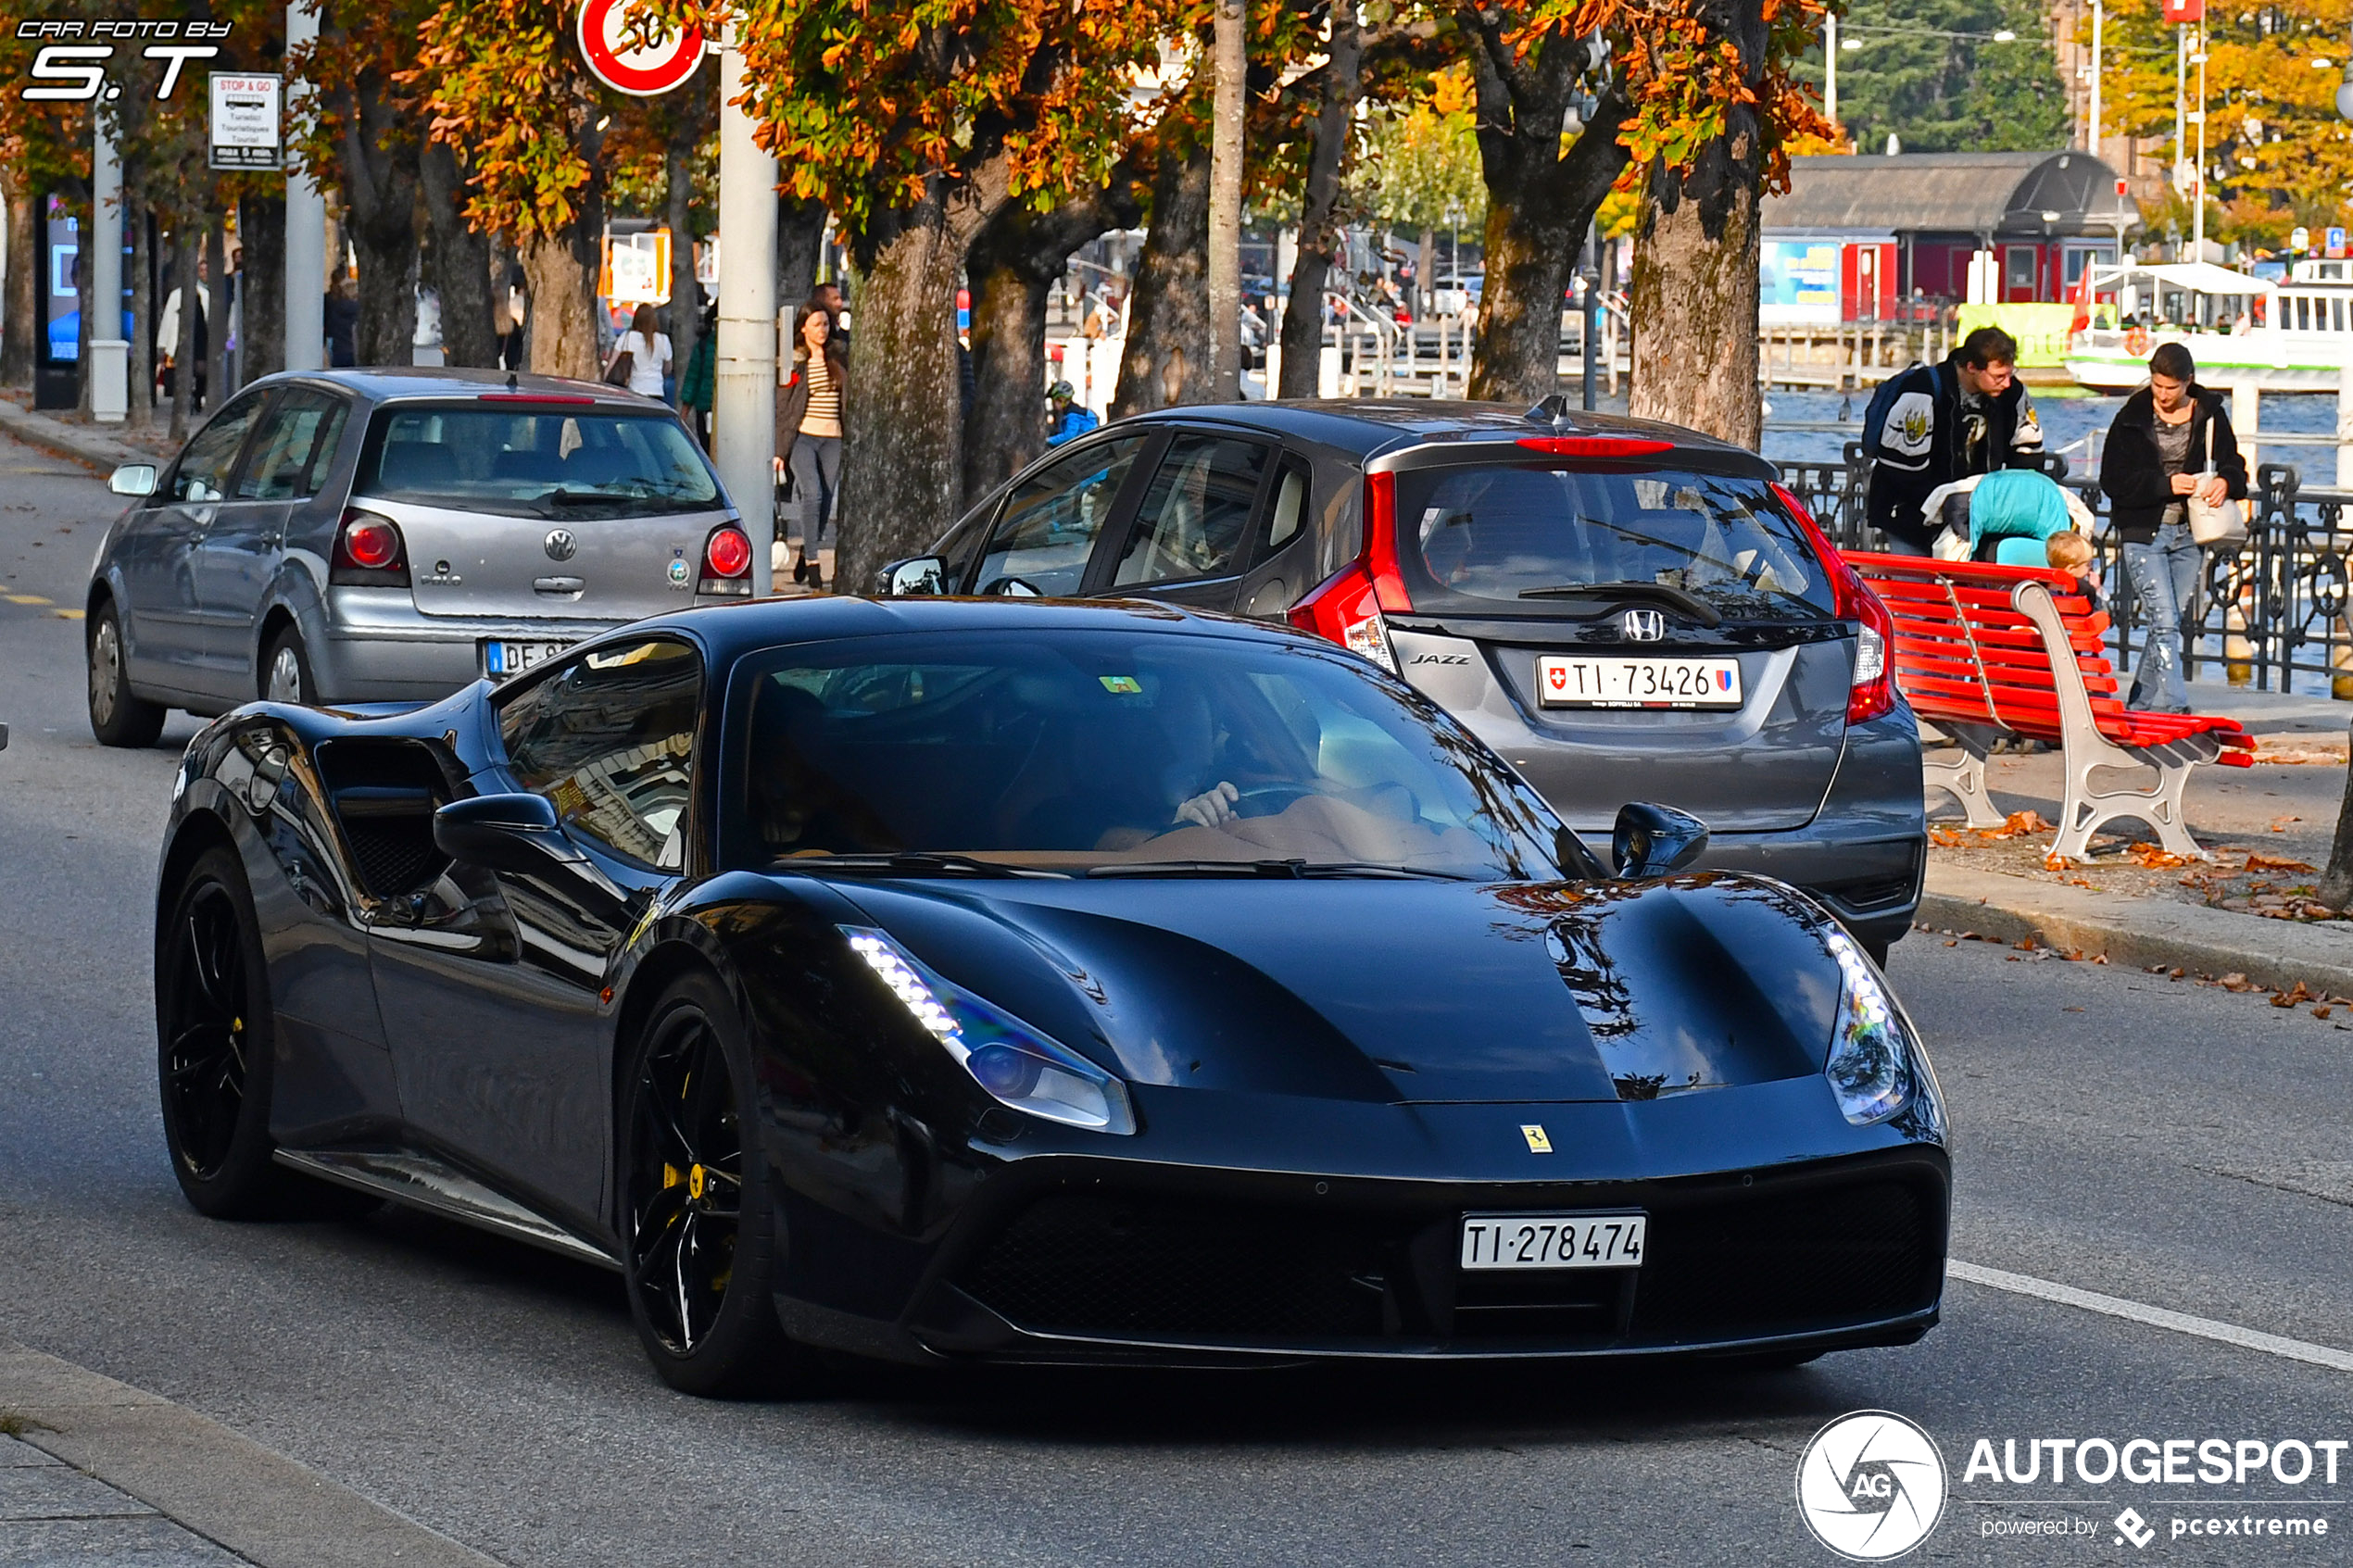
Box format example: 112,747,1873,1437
1861,326,2045,554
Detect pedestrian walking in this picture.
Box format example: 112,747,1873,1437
774,301,845,589
605,303,672,398
2096,341,2247,713
324,277,359,368
678,303,718,448
1860,326,2045,554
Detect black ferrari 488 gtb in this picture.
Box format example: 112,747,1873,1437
154,596,1948,1392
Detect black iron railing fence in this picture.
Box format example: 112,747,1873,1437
1775,447,2353,700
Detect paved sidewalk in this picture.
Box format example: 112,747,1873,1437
1915,678,2353,999
0,1338,502,1568
0,398,176,475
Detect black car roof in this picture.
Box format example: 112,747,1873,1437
229,366,665,410
616,593,1315,665
1118,398,1768,469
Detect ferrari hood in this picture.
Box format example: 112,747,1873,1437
829,873,1847,1105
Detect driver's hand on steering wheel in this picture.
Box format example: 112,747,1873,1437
1175,781,1240,829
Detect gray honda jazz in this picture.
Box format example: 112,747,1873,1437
883,398,1924,960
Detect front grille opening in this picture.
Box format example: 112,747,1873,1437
960,1193,1399,1342
1452,1269,1631,1341
1629,1180,1939,1340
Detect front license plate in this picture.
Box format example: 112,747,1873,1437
480,639,570,680
1461,1212,1647,1271
1536,656,1743,709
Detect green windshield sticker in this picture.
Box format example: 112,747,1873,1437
1099,675,1143,695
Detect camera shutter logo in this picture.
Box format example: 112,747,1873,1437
544,529,578,562
1794,1410,1946,1561
1621,608,1666,642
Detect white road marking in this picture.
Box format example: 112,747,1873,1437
1951,1261,2353,1374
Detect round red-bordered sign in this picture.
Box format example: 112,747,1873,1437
576,0,705,96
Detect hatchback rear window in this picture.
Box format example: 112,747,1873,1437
1393,464,1833,621
358,406,721,518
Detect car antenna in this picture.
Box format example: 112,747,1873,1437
1524,392,1572,429
506,371,519,392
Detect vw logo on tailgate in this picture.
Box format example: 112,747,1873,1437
544,528,578,562
1620,608,1666,641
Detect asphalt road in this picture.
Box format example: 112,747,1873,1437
3,424,2350,1567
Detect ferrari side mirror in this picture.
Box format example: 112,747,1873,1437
433,792,583,874
876,555,947,596
1612,802,1709,880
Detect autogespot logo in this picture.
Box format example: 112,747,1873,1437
1796,1411,1948,1561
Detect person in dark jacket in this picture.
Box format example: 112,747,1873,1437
1862,326,2045,553
323,276,359,368
2097,341,2247,713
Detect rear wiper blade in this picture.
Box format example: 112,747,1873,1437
1087,859,1461,880
544,488,624,507
779,853,1068,879
1516,581,1724,627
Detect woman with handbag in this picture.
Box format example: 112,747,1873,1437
774,302,845,588
2097,342,2248,713
604,303,672,397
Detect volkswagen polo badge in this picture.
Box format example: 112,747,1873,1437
544,528,577,562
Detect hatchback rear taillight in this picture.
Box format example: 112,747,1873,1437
1774,483,1897,724
699,524,754,596
330,508,409,586
1289,471,1409,671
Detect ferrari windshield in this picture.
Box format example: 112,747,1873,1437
729,631,1563,879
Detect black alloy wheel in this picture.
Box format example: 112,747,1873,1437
88,598,166,748
621,972,794,1396
157,847,284,1215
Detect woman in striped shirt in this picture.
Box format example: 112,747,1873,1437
775,302,846,588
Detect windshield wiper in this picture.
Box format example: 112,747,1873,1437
1516,581,1724,627
1086,859,1464,880
777,852,1068,879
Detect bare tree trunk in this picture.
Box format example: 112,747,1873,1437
1113,145,1213,419
1458,13,1629,405
964,181,1140,499
663,132,700,391
331,69,420,366
170,225,196,440
1417,228,1435,317
238,194,283,383
1278,20,1364,400
1,178,35,388
1207,0,1245,398
75,207,95,420
205,217,229,398
2320,725,2353,909
1626,0,1766,446
522,230,600,381
777,197,827,314
838,211,967,591
128,194,152,425
420,143,497,369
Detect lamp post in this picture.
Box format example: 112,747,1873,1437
1824,13,1837,129
2088,0,2103,156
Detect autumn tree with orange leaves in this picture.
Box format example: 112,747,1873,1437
708,0,1179,590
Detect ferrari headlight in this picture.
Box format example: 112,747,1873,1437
842,928,1137,1135
1822,927,1917,1125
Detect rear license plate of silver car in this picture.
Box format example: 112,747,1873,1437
480,639,569,680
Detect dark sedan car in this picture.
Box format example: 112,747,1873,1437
156,596,1947,1393
881,398,1924,961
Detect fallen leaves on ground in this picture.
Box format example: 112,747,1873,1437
2271,816,2302,834
2243,851,2316,872
2128,842,2192,869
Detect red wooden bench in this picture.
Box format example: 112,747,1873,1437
1845,552,2254,861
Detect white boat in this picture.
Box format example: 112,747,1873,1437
2063,260,2353,393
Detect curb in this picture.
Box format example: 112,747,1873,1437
1919,863,2353,997
0,396,156,473
0,1336,506,1568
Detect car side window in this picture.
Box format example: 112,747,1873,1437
974,433,1150,596
168,394,267,503
237,392,351,501
1265,458,1310,551
497,638,702,871
1111,433,1271,586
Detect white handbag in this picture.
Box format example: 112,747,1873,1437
2185,416,2246,547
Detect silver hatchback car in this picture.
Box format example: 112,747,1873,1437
85,369,755,744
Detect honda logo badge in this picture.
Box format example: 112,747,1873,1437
1621,608,1666,641
544,529,578,562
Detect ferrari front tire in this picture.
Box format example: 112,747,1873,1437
157,847,287,1217
620,971,799,1397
